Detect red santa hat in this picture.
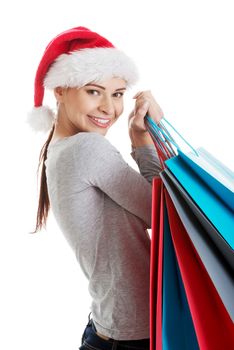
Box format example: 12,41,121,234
27,26,139,133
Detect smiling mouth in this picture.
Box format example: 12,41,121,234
88,115,112,128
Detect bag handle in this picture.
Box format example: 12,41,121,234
145,120,174,167
146,119,176,157
145,115,199,156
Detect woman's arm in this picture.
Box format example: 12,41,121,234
129,127,154,148
74,133,158,228
128,90,163,180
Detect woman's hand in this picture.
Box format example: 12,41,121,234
128,90,164,133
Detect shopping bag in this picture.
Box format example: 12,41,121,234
146,116,234,350
161,168,234,270
161,169,234,320
150,181,196,350
150,178,163,350
146,115,234,249
178,147,234,211
150,178,234,350
165,152,234,249
162,202,199,350
165,191,234,349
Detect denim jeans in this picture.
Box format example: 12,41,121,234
79,313,150,350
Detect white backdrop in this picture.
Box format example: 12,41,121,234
0,1,233,349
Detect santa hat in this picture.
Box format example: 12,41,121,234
27,26,139,133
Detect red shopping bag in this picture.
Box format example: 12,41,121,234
150,178,163,350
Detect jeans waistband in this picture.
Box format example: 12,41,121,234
89,316,149,345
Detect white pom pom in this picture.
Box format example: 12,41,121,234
26,106,56,133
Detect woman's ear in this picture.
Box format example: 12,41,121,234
54,87,66,102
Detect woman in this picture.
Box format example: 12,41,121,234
28,26,163,349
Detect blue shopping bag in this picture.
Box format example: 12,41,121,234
178,147,234,211
165,154,234,250
145,116,234,250
162,203,199,350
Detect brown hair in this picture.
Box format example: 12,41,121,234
31,124,55,233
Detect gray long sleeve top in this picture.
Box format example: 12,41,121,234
45,131,161,340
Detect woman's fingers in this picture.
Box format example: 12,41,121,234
133,90,151,99
134,100,150,118
135,93,163,121
129,90,164,132
129,101,150,132
132,91,144,99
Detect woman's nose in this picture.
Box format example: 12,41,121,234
98,96,115,115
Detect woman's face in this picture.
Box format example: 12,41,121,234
54,77,127,136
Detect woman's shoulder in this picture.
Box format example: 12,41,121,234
49,132,119,160
47,132,121,169
47,131,124,175
71,132,121,169
49,131,112,150
76,131,108,144
73,132,117,151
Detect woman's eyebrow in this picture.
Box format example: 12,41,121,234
85,83,126,91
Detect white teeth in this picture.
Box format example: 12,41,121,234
92,117,110,124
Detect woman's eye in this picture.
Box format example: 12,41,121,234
113,92,124,98
86,90,124,98
87,89,99,96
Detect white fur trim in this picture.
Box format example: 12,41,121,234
27,106,56,133
44,47,139,88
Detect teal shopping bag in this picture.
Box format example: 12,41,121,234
162,203,199,350
165,154,234,250
145,115,234,250
178,147,234,211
